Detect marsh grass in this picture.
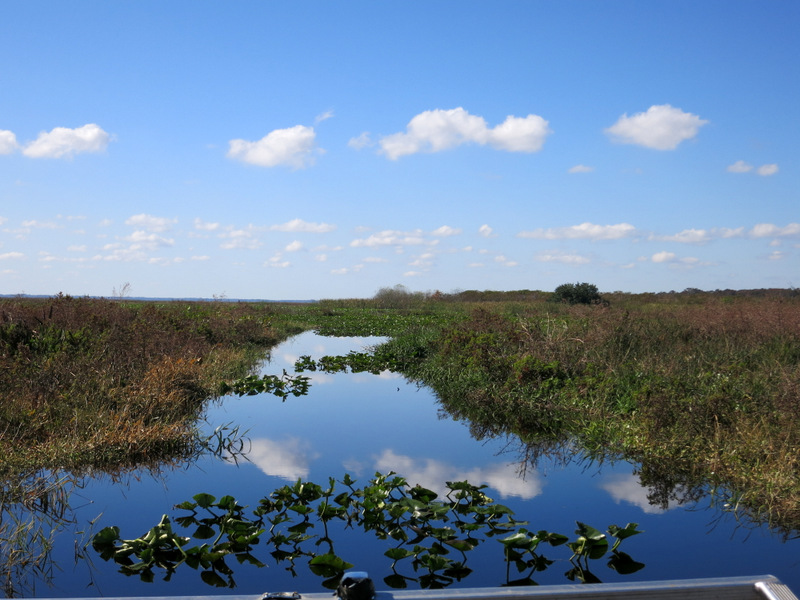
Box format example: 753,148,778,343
0,295,299,471
372,293,800,533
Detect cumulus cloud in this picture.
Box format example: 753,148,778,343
478,224,494,238
22,124,111,159
126,213,177,232
757,164,779,176
246,437,318,480
373,449,543,499
0,130,18,154
600,473,671,514
568,164,594,173
285,240,303,252
0,252,24,260
519,222,636,240
750,223,800,238
270,218,336,233
379,107,551,159
651,251,676,263
228,125,317,169
431,225,461,236
605,104,707,150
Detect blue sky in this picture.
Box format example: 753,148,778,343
1,1,797,299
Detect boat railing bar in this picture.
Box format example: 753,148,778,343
34,574,798,600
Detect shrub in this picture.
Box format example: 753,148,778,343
550,282,606,306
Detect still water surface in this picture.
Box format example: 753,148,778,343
34,332,800,597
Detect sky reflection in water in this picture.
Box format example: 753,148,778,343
36,331,800,597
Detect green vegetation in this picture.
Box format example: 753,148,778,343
331,290,800,534
0,294,309,472
93,472,642,589
3,286,800,592
550,282,605,305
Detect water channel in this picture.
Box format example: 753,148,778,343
10,332,800,597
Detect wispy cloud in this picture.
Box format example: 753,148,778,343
379,107,552,159
350,229,429,248
728,160,779,176
126,214,177,233
270,218,336,233
534,250,591,265
605,104,707,150
568,164,594,173
519,222,636,240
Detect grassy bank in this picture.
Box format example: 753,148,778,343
3,290,799,532
0,295,309,472
366,292,800,533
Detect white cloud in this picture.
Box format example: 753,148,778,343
757,163,779,176
348,132,372,149
494,254,519,267
123,230,175,249
727,160,752,173
350,229,427,248
478,224,494,238
285,240,303,252
0,130,18,154
0,252,24,260
728,161,779,176
519,222,636,240
652,251,676,263
126,213,177,232
194,218,220,231
22,124,111,159
750,223,800,238
315,110,334,123
600,473,671,514
568,164,594,173
219,228,262,250
270,218,336,233
228,125,317,169
379,107,551,159
373,449,543,500
266,254,291,268
605,104,707,150
246,437,318,480
652,228,711,244
431,225,461,236
21,220,60,229
534,250,590,265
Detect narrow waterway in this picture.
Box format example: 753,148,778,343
22,332,800,597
